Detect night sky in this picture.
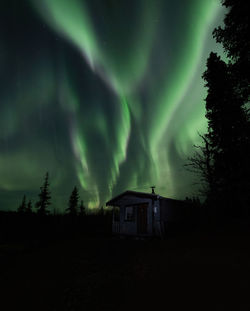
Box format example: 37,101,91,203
0,0,226,211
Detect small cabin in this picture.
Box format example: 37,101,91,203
106,190,193,237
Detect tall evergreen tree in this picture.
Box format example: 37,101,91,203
66,186,79,216
213,0,250,211
35,172,51,215
187,0,249,215
18,195,27,213
26,200,33,214
202,52,249,210
79,200,86,216
213,0,249,92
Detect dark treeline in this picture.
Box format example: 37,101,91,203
0,172,112,244
186,0,250,222
0,211,112,244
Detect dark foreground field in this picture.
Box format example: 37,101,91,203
1,229,250,311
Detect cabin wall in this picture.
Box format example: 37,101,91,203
151,198,162,236
112,195,193,237
120,205,137,235
112,196,154,236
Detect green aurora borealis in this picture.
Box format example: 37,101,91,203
0,0,226,210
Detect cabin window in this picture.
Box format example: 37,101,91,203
125,206,135,221
113,206,120,222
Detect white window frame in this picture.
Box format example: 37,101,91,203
125,206,135,222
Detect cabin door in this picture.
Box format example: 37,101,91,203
137,204,148,234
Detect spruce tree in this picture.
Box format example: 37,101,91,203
212,0,250,211
66,186,79,216
79,200,86,216
187,0,249,215
36,172,51,216
202,52,248,208
18,195,27,213
26,200,33,214
213,0,249,89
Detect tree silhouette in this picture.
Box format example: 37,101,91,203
213,0,249,79
35,172,51,216
18,195,27,214
66,186,79,216
26,200,33,214
187,0,250,215
79,200,86,216
204,52,248,207
213,0,250,212
185,133,214,198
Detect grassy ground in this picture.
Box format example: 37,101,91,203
0,229,250,311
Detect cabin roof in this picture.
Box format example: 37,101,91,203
106,190,187,207
106,190,165,206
